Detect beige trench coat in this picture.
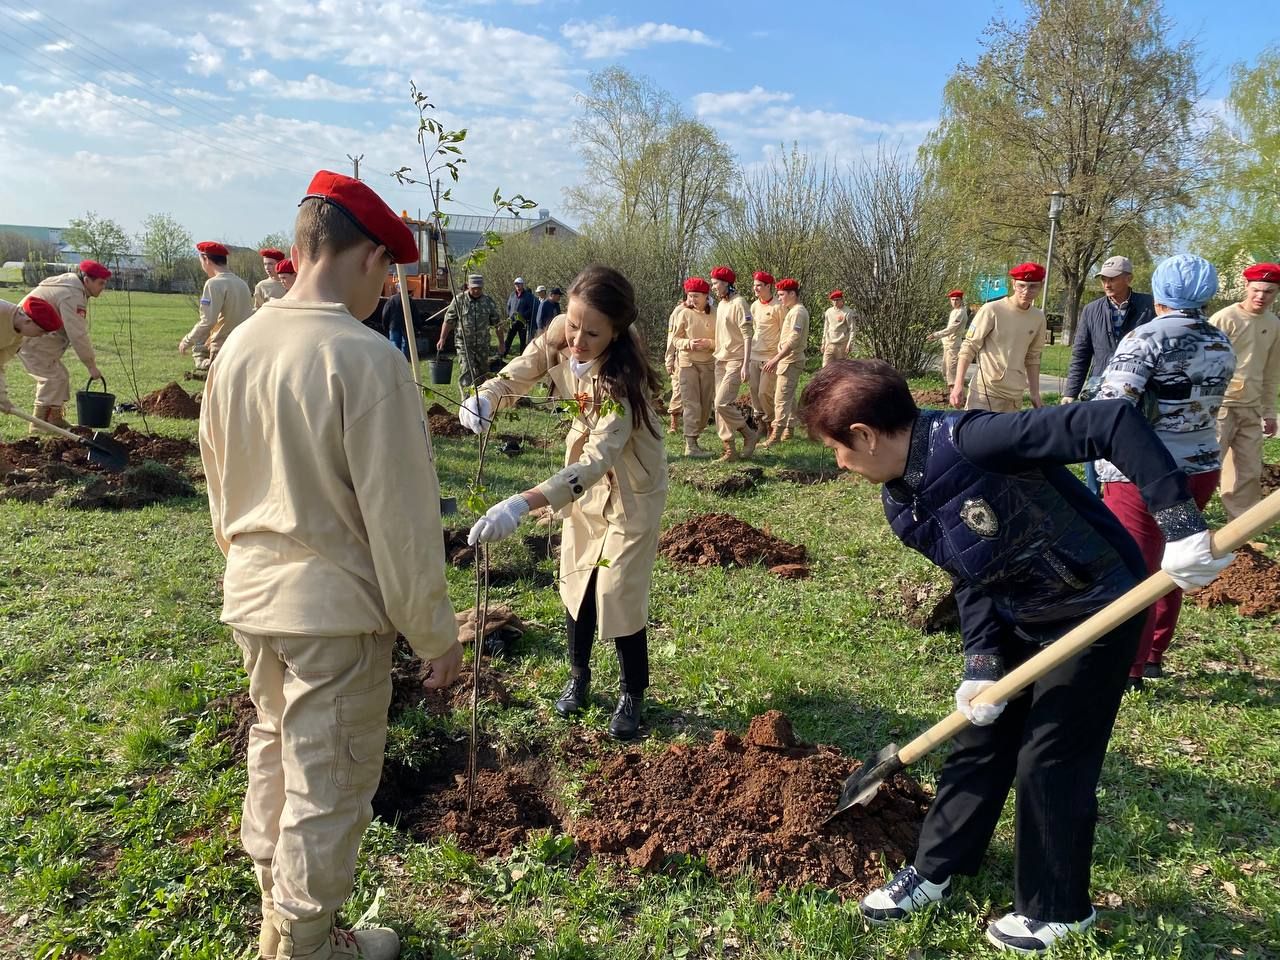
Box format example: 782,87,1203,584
479,317,668,638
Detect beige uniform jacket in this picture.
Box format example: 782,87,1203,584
480,318,668,638
670,306,716,366
199,299,458,661
957,297,1046,402
1210,304,1280,418
253,276,287,309
663,302,683,370
0,300,22,408
750,298,786,356
822,306,853,351
778,304,811,366
713,294,754,362
934,307,968,349
185,271,254,354
18,273,94,368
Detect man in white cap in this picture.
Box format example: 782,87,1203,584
502,276,537,358
441,274,502,393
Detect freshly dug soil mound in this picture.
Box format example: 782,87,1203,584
686,467,765,495
911,388,951,408
774,468,841,485
139,382,201,419
429,413,470,439
572,710,930,898
1193,545,1280,618
443,528,476,567
209,690,256,762
1262,462,1280,495
69,462,196,509
899,581,960,633
389,638,514,716
660,514,808,575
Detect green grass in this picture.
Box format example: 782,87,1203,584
2,291,1278,958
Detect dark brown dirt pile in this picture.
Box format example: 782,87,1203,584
571,710,930,898
911,388,951,408
388,638,514,716
1262,462,1280,495
659,513,808,578
1193,545,1280,618
686,467,765,495
443,528,476,567
139,382,201,419
889,581,960,633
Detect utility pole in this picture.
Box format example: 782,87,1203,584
347,153,365,181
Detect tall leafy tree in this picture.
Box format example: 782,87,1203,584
64,211,130,267
138,213,192,289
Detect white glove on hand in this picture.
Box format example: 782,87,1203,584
459,395,492,435
1161,530,1232,591
1060,395,1075,404
468,494,530,546
955,679,1006,726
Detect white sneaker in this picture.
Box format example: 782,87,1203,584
985,909,1096,954
859,866,950,924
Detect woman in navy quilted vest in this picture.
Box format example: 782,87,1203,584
799,359,1231,955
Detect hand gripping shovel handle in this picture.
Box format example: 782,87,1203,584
831,488,1280,818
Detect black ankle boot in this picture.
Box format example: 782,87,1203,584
555,671,591,717
608,692,643,740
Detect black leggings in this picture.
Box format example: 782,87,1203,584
566,571,649,694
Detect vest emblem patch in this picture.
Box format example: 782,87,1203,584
960,498,1000,538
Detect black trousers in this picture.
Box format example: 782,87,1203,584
913,612,1142,922
566,570,649,694
502,319,528,357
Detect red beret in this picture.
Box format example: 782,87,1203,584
300,170,418,265
197,241,229,258
1009,262,1046,282
683,277,709,294
753,271,775,285
21,296,63,332
710,266,736,284
1243,263,1280,284
275,258,296,275
829,289,844,300
948,289,965,299
79,259,111,280
776,278,799,292
260,248,286,261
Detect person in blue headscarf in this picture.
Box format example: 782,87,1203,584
1094,253,1236,688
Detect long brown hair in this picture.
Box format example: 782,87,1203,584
566,264,663,437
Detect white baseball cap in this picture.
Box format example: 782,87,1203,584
514,276,526,285
1096,256,1133,278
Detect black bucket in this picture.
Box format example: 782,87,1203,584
429,357,454,385
76,377,115,429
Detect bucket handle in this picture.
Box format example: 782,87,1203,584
83,376,109,393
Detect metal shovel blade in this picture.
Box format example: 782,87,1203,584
82,432,129,473
826,742,905,822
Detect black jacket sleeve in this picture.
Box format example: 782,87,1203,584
951,579,1006,668
1064,301,1098,399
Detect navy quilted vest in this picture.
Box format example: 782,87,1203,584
883,411,1136,644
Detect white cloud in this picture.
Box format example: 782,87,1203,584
692,86,793,116
41,40,73,53
172,85,235,103
560,18,719,59
186,32,225,76
236,68,376,102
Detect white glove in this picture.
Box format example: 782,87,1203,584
955,679,1006,726
1060,395,1075,404
1161,530,1232,591
459,395,492,435
467,494,530,545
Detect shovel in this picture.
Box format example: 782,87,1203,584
829,487,1280,820
5,407,130,472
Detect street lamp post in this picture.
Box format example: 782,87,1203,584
1042,190,1065,316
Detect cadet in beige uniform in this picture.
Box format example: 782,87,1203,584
254,248,288,308
663,297,686,433
1210,262,1280,520
821,290,854,366
927,290,968,388
671,277,717,458
17,259,108,428
461,265,668,741
275,258,297,292
1,297,64,452
748,271,786,435
762,278,810,445
710,265,758,461
200,171,461,960
180,241,254,371
953,263,1047,412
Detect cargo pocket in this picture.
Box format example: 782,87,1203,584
332,678,390,791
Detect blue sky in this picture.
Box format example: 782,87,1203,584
0,0,1268,245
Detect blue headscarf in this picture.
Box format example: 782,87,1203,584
1151,254,1218,310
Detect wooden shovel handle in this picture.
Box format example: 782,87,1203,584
6,407,86,443
898,488,1280,767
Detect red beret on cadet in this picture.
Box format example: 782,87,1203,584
776,278,799,292
22,296,63,332
829,289,844,300
79,259,111,280
300,170,418,265
1243,263,1280,284
1009,262,1046,283
275,258,296,275
683,276,710,294
259,248,286,261
948,289,965,299
197,241,229,258
753,270,775,285
710,266,736,284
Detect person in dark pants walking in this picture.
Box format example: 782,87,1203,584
800,360,1230,955
1060,256,1156,494
502,276,536,358
382,276,412,361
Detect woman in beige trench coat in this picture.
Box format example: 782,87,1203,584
460,265,668,739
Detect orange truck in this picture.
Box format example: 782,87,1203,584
366,212,457,354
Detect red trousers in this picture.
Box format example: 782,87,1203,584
1102,471,1219,677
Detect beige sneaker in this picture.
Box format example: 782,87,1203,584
278,914,400,960
740,423,759,457
260,901,281,958
684,437,712,459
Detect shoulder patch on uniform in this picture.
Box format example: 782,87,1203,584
199,298,212,305
960,498,1000,538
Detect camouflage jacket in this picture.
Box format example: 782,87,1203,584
445,292,501,349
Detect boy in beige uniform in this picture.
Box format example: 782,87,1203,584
747,271,785,435
762,278,809,445
180,241,254,371
953,263,1047,412
1210,263,1280,520
663,298,685,433
821,290,853,366
17,259,108,428
927,290,968,388
1,297,65,471
255,248,288,307
200,170,462,960
671,277,717,457
709,265,758,461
